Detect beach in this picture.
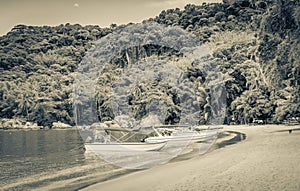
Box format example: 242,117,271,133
82,125,300,191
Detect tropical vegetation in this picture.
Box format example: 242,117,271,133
0,0,299,127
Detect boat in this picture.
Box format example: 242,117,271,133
85,141,167,152
144,126,218,144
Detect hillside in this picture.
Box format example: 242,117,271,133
0,0,299,128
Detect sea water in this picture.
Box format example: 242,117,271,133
0,129,126,191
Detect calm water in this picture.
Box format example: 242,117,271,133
0,129,127,191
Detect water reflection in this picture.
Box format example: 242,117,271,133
0,130,119,190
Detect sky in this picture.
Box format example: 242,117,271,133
0,0,221,36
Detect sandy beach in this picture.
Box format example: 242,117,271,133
82,125,300,191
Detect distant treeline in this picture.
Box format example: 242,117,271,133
0,0,299,127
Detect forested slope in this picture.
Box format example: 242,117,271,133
0,0,299,127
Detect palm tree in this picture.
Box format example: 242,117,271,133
0,82,18,118
274,86,300,122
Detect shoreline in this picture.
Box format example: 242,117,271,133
0,123,298,131
82,125,300,191
0,127,78,131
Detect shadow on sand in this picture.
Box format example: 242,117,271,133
216,131,247,149
169,130,247,162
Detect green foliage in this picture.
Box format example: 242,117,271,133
0,24,111,127
0,0,299,126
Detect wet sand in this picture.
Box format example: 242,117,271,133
82,125,300,191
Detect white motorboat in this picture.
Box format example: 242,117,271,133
144,127,218,144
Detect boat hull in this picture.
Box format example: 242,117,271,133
85,141,166,152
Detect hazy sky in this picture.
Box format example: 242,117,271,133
0,0,221,36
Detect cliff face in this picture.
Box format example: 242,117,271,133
0,0,299,127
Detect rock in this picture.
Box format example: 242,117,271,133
52,121,72,129
24,122,39,129
114,115,136,129
104,121,121,129
139,114,163,128
85,136,93,143
99,122,109,129
90,122,101,129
